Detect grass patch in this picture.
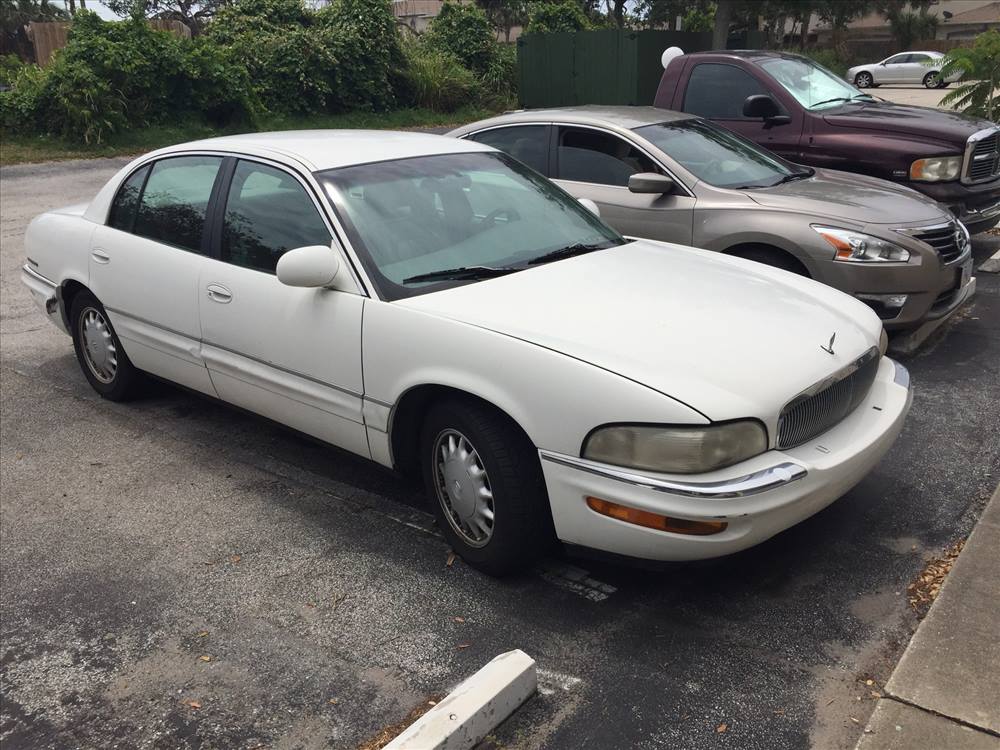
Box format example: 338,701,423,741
0,105,501,166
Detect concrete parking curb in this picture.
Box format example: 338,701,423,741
979,249,1000,274
854,483,1000,749
385,650,537,750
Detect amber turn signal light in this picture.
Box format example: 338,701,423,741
586,497,728,536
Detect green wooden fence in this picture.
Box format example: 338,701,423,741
516,30,713,109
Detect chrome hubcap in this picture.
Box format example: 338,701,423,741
433,429,494,548
79,307,117,384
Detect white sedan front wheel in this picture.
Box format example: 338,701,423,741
420,398,554,575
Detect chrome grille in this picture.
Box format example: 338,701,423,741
966,130,1000,183
777,349,880,449
913,221,964,263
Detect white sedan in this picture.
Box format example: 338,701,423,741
21,131,912,574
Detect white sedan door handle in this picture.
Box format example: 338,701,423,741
206,284,233,304
91,248,110,264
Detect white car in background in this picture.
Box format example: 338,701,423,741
21,131,912,574
847,51,958,89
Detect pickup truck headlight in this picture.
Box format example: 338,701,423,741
910,156,961,182
583,421,767,474
812,226,910,262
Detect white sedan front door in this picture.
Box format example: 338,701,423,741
197,158,369,457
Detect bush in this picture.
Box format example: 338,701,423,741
480,42,517,104
399,40,477,112
421,1,496,74
0,54,25,86
525,0,591,34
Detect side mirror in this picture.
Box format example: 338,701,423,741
276,245,341,288
628,172,675,194
743,94,781,119
578,198,601,218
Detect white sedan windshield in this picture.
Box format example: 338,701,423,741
319,152,623,299
759,57,870,109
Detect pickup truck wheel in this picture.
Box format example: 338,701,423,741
855,72,873,88
923,72,942,89
420,398,553,576
70,290,142,401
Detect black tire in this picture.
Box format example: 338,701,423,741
923,72,941,89
855,71,873,88
730,246,808,277
70,289,142,401
420,397,554,575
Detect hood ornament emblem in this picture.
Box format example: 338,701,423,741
820,332,836,355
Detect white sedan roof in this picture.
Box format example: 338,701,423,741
150,129,494,172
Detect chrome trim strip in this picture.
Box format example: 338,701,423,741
21,263,57,290
538,450,807,499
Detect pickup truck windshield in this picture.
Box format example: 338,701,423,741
633,119,809,190
757,57,872,109
318,151,624,300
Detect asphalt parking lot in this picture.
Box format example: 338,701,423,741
2,158,999,750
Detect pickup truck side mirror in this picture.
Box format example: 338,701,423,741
628,172,676,194
743,94,792,126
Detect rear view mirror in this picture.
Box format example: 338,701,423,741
628,172,676,194
276,245,341,288
578,198,601,217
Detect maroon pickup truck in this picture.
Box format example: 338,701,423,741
654,50,1000,234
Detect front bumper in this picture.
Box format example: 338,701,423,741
915,180,1000,234
539,357,911,562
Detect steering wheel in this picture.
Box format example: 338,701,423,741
480,207,521,229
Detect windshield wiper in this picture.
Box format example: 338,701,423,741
808,96,852,109
528,242,614,265
770,170,813,186
402,265,517,284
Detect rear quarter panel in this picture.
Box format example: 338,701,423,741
25,208,96,292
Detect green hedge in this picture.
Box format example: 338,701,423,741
1,0,515,144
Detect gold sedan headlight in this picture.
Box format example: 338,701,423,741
583,421,768,475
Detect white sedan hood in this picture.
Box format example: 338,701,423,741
398,240,882,423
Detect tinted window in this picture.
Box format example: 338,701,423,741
907,54,930,63
634,119,806,189
221,161,332,274
682,64,767,119
467,126,549,174
556,128,659,187
885,54,909,64
108,165,149,232
134,156,222,253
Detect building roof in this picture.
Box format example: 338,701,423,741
148,130,492,172
946,0,1000,22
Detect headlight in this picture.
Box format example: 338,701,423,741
812,226,910,262
910,156,961,182
582,421,767,474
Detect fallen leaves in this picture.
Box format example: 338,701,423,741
907,540,965,612
199,655,212,663
716,722,728,733
229,554,242,565
196,631,209,638
456,643,470,650
445,551,456,567
182,699,202,710
452,616,465,624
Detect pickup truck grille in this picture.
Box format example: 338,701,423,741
965,129,1000,183
913,222,965,263
777,349,880,449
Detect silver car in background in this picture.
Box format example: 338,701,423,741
449,106,974,329
847,51,958,89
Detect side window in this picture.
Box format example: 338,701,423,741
908,54,930,63
133,156,223,253
108,165,150,232
682,63,767,119
467,125,549,174
555,127,659,187
222,160,332,274
885,54,909,65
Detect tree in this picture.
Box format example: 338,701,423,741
524,0,590,34
814,0,873,55
604,0,627,27
878,1,937,50
940,29,1000,121
104,0,229,32
474,0,528,42
713,0,736,49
